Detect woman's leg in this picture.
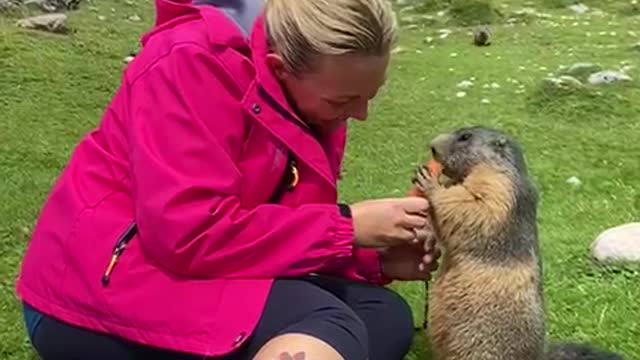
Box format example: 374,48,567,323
304,275,416,360
240,278,370,360
28,308,142,360
24,302,215,360
25,277,371,360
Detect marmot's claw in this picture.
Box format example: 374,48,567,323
413,164,438,194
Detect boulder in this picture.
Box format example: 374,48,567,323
592,223,640,264
16,13,68,34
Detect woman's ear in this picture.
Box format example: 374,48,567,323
266,53,288,80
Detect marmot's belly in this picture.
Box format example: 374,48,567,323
427,266,545,360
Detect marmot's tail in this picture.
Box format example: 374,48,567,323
546,342,624,360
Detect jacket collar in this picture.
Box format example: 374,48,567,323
245,14,344,189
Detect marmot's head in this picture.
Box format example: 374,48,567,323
430,126,528,184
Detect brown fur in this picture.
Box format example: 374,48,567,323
413,127,544,360
411,126,624,360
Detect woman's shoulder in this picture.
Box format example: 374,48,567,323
125,1,257,95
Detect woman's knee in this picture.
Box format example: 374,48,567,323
247,279,370,360
281,303,369,360
252,333,346,360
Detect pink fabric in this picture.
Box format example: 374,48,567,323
15,0,389,356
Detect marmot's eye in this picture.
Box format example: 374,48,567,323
457,132,472,142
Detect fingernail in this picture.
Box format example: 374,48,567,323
418,263,426,272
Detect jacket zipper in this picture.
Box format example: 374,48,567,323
101,221,138,286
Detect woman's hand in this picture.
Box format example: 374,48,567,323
378,228,441,281
350,197,430,248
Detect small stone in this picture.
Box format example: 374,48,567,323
457,80,473,88
456,91,467,98
98,15,106,21
16,13,68,34
128,14,141,22
592,223,640,264
123,55,135,64
450,52,458,57
560,62,602,80
481,98,491,104
490,82,501,89
588,70,632,85
566,176,582,186
543,76,584,92
568,4,589,14
438,29,452,39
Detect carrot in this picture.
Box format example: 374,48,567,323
427,159,442,177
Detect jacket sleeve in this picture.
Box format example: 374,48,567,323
126,42,387,284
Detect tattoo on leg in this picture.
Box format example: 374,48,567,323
279,351,306,360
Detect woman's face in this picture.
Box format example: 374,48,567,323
268,52,390,135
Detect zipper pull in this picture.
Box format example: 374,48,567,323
101,222,138,287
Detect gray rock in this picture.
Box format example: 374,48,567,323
592,223,640,264
588,70,632,85
0,0,20,11
16,13,68,34
568,3,589,14
558,62,602,80
542,75,584,91
24,0,57,12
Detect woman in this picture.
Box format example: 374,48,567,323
15,0,440,359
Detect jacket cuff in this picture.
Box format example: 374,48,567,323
355,248,393,286
334,203,391,285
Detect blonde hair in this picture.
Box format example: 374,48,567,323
263,0,398,74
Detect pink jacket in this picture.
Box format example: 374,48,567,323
15,0,389,356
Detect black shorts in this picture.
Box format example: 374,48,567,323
25,275,415,360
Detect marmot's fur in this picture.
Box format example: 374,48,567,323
410,126,623,360
473,26,491,46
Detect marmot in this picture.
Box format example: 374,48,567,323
409,126,623,360
473,26,491,46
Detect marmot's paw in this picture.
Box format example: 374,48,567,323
412,164,439,195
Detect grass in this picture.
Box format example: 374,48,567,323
1,0,639,359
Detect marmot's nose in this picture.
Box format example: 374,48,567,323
430,133,452,161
